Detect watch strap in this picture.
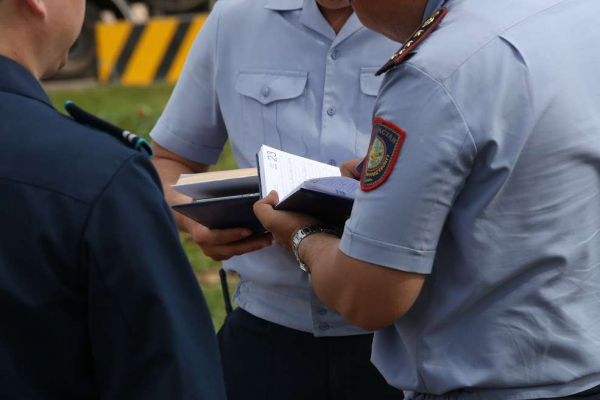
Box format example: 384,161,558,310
292,224,341,272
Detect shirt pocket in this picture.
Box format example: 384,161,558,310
356,68,384,156
235,69,309,163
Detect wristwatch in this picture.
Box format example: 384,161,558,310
292,224,341,272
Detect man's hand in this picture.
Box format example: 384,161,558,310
340,158,364,180
253,191,319,253
152,143,273,261
182,218,273,262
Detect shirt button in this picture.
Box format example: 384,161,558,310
331,50,341,60
261,86,271,98
319,323,330,331
327,108,336,117
329,160,337,166
317,307,328,315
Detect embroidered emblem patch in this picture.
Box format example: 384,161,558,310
376,7,448,76
361,119,406,191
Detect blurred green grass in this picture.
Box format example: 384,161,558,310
47,83,237,330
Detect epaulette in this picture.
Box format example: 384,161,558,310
376,8,448,76
64,101,154,157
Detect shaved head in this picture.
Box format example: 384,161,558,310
0,0,85,79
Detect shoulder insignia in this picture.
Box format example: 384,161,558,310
64,101,154,157
376,7,448,76
360,118,406,191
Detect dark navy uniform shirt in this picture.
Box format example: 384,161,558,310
0,56,226,400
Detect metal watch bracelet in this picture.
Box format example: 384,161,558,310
292,224,342,272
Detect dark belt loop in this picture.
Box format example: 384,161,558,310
219,268,234,316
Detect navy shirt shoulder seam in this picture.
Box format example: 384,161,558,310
77,153,143,288
79,153,141,239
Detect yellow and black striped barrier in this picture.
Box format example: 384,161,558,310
96,14,207,86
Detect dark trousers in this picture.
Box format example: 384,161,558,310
410,384,600,399
217,307,404,400
538,385,600,399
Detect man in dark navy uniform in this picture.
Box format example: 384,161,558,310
0,0,226,399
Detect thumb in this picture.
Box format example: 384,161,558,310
253,190,280,219
262,190,280,207
340,158,363,179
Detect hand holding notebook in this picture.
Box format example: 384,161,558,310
172,146,360,231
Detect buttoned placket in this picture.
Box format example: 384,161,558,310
317,12,363,167
294,1,368,334
309,278,336,336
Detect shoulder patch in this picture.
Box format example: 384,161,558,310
376,7,448,76
361,119,406,191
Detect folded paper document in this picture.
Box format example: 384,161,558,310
172,145,359,231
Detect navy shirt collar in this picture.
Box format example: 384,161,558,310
0,55,53,108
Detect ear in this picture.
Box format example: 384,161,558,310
23,0,47,17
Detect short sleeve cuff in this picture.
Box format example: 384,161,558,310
150,119,224,165
339,225,436,274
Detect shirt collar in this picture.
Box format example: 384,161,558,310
0,56,53,108
332,12,363,47
299,0,336,40
298,0,363,44
264,0,304,11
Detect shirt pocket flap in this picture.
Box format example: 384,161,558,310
360,68,384,97
236,70,308,105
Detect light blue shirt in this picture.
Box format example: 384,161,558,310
151,0,398,335
341,0,600,398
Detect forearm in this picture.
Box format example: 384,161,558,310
151,157,209,230
150,142,211,230
299,233,424,331
252,193,425,328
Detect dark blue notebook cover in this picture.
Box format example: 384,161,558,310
172,193,265,232
275,189,354,231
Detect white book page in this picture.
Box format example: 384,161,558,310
258,145,341,200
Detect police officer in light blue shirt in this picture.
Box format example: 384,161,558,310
255,0,600,399
150,0,402,399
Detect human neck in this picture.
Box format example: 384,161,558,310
318,5,354,34
0,24,45,80
382,1,429,43
0,42,42,80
